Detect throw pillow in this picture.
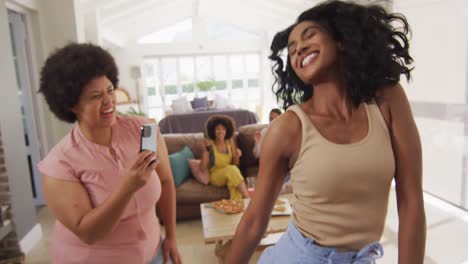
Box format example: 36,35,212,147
186,98,194,112
188,159,210,185
191,96,209,111
211,94,230,109
171,97,193,114
169,146,195,186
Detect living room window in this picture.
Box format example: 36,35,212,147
142,53,261,120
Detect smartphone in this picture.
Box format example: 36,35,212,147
140,123,158,153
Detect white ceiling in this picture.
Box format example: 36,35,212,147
79,0,321,46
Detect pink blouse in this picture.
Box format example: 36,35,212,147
38,115,162,264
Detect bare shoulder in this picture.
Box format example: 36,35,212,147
263,110,302,158
375,83,411,127
268,111,301,137
376,83,408,104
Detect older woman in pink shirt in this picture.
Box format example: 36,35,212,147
37,43,182,264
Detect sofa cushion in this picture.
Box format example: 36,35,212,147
164,133,240,159
164,133,205,158
188,159,210,185
176,178,229,204
169,146,194,186
237,123,268,173
171,96,193,114
211,94,232,109
191,96,209,111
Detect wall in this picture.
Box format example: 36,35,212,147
0,0,37,243
7,0,36,9
394,0,468,209
35,0,85,149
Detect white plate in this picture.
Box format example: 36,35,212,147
271,198,292,216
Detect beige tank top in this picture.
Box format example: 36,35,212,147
288,102,395,251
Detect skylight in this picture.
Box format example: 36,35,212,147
137,18,192,44
207,20,260,40
137,17,261,44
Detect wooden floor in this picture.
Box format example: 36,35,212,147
25,206,263,264
25,188,468,263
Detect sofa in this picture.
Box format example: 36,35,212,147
162,123,268,221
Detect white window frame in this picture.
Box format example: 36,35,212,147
142,52,262,120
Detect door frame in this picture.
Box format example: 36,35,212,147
6,2,47,205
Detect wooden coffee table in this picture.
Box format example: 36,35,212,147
200,194,292,263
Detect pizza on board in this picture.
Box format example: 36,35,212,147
211,199,244,214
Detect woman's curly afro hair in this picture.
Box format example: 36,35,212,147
39,43,119,123
205,115,236,140
270,0,413,109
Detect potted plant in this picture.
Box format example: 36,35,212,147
196,78,216,92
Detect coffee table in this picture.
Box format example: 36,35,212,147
200,194,292,262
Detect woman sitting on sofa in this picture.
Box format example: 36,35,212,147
200,115,250,200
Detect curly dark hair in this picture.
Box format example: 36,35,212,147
270,108,282,115
39,43,119,123
205,115,236,140
270,0,413,109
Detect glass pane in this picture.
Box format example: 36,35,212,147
245,54,260,74
179,57,194,93
232,79,243,89
196,56,213,95
13,58,21,90
164,84,177,94
197,80,215,92
166,94,179,106
145,60,164,108
196,56,212,81
214,90,229,98
161,58,177,95
180,57,195,100
182,83,194,92
213,55,227,80
144,61,155,75
148,87,156,96
229,55,244,76
143,59,162,107
248,78,258,87
9,22,16,56
231,88,246,102
143,60,158,88
215,81,227,90
245,87,260,100
137,18,193,44
213,56,227,90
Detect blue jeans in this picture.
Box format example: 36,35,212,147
258,222,383,264
148,238,173,264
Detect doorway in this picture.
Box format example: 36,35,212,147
7,9,45,206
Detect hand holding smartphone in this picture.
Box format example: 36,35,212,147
140,123,158,166
140,123,158,152
121,123,158,192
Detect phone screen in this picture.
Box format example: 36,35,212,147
140,123,158,152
